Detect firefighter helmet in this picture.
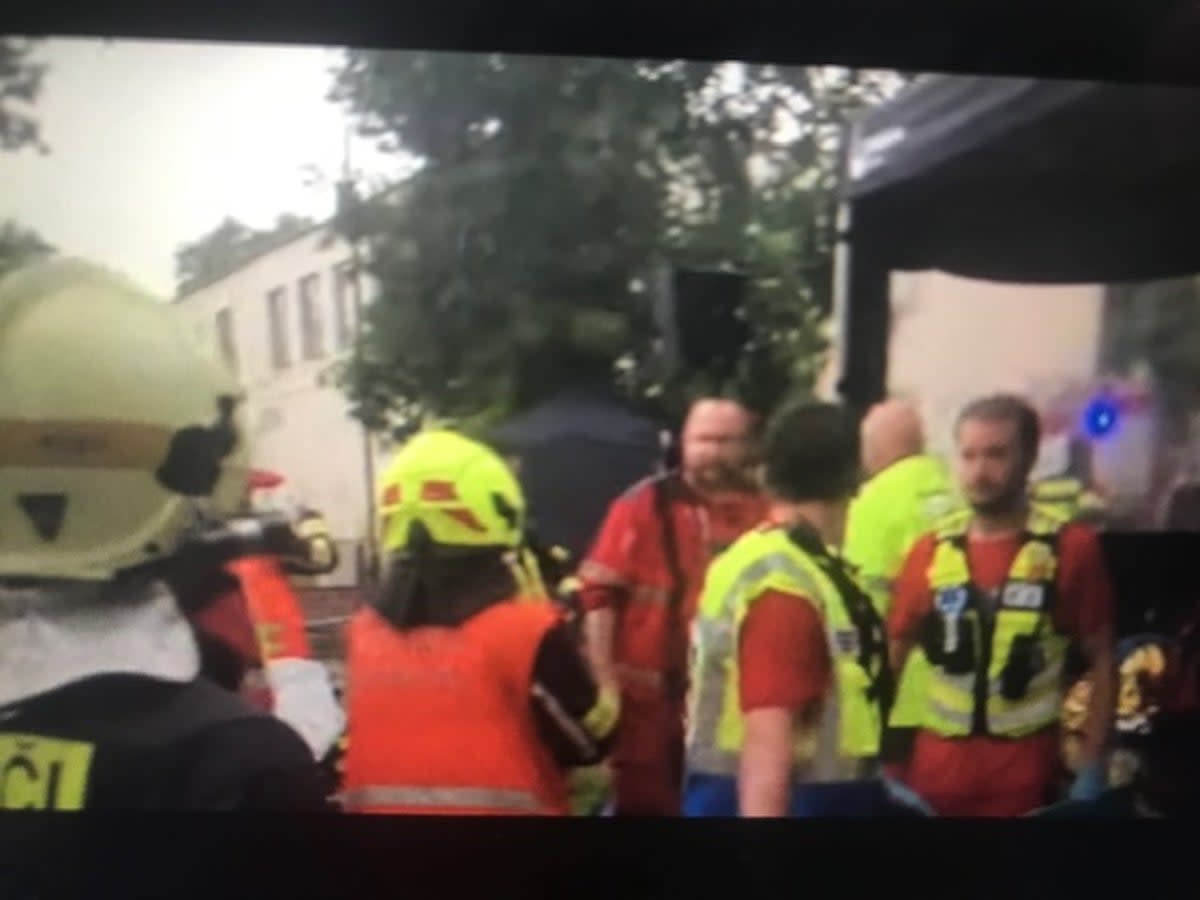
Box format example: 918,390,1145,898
0,257,248,580
376,429,526,554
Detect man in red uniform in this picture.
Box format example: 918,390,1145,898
579,397,767,815
889,394,1116,816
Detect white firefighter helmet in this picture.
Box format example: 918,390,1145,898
0,257,249,580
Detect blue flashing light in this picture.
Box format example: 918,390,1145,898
1082,397,1120,439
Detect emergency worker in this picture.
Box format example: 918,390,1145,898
843,399,957,770
341,430,617,815
578,398,767,815
889,394,1116,816
684,402,915,817
0,257,329,811
233,470,345,763
173,469,346,775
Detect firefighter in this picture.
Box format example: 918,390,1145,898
683,401,910,816
173,468,346,774
340,429,617,815
843,399,958,772
0,257,329,811
232,470,345,764
577,398,767,816
889,394,1116,816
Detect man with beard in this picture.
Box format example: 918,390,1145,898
578,398,767,815
888,394,1116,816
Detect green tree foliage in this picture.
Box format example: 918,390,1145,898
1102,278,1200,441
0,219,55,278
175,213,316,296
0,39,53,279
0,37,48,154
329,52,905,432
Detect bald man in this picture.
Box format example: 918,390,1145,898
843,399,958,769
578,398,768,815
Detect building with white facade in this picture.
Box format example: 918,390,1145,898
174,224,384,595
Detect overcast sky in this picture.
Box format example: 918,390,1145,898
1,37,406,296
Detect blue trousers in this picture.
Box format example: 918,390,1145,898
682,772,927,817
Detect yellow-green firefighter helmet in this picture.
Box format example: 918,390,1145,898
377,429,526,553
0,257,249,580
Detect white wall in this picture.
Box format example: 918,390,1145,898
175,227,380,583
886,271,1106,457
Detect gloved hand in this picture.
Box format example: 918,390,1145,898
1068,760,1107,802
568,764,612,816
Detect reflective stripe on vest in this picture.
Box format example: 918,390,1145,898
686,529,882,781
615,663,666,692
227,555,313,662
922,507,1071,739
1033,478,1083,504
629,585,672,607
343,602,569,816
341,785,549,813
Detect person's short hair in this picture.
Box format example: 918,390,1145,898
764,401,861,502
955,394,1041,463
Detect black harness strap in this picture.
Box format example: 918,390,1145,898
787,524,896,721
651,473,689,701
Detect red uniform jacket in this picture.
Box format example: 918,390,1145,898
578,474,764,764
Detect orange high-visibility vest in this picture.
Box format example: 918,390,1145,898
342,600,570,816
226,555,313,663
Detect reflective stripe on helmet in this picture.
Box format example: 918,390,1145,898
0,419,174,469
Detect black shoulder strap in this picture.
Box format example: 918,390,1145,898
651,473,689,698
84,678,264,749
135,678,265,747
787,525,896,717
651,473,686,616
2,676,264,750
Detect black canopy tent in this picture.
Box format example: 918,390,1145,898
837,74,1200,411
836,74,1200,635
489,384,663,563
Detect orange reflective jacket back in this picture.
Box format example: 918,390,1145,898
226,555,313,662
342,600,569,816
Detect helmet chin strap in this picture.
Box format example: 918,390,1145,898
503,534,546,600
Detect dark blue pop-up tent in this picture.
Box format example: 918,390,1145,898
490,384,664,562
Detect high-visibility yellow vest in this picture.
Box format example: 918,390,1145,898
686,526,886,781
923,506,1071,739
844,454,959,730
1031,476,1105,522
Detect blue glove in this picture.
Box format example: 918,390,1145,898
881,776,936,816
1068,761,1107,802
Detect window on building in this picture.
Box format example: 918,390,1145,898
267,286,291,369
299,272,324,360
333,262,359,349
215,307,238,373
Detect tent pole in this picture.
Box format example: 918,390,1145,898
835,210,891,419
